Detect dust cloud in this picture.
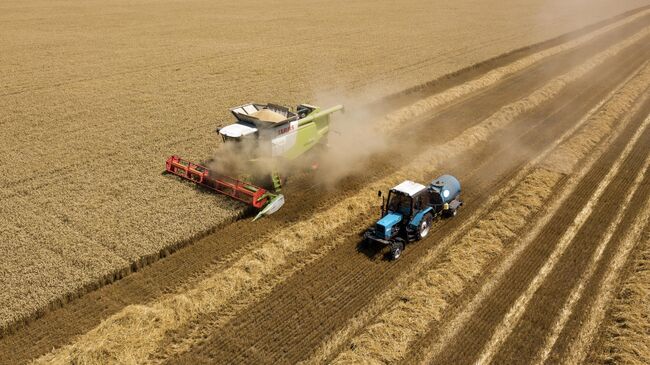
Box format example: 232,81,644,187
314,98,391,187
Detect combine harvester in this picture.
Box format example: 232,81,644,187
166,102,343,220
365,175,463,259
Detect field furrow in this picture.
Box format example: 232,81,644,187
588,212,650,364
560,169,650,365
420,67,650,365
477,107,650,365
531,120,650,365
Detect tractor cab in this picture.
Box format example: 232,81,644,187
384,180,428,218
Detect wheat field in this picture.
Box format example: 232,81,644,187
1,0,647,334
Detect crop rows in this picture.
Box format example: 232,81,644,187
6,0,647,334
533,122,650,365
29,17,650,363
590,205,650,365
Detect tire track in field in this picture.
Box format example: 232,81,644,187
588,213,650,364
474,106,650,365
424,69,650,365
561,167,650,365
531,130,650,365
164,34,650,365
530,117,650,365
328,60,650,365
466,104,650,365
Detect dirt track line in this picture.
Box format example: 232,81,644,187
532,125,650,365
378,10,650,132
562,182,650,365
419,62,650,365
304,50,650,365
592,219,650,364
474,108,650,365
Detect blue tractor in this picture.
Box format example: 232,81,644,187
364,175,463,260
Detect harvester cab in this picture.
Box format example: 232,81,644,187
166,102,343,221
365,175,463,260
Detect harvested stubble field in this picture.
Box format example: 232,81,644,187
2,0,650,364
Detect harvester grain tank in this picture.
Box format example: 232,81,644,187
364,175,463,259
165,102,343,220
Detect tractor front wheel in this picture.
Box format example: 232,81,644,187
418,213,433,240
390,242,404,260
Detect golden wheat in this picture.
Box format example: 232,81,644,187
595,226,650,365
32,24,650,364
1,0,647,345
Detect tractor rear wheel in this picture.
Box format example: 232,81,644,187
390,242,404,260
418,213,433,240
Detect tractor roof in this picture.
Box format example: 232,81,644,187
391,180,426,196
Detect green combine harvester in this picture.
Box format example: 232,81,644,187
166,102,343,220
